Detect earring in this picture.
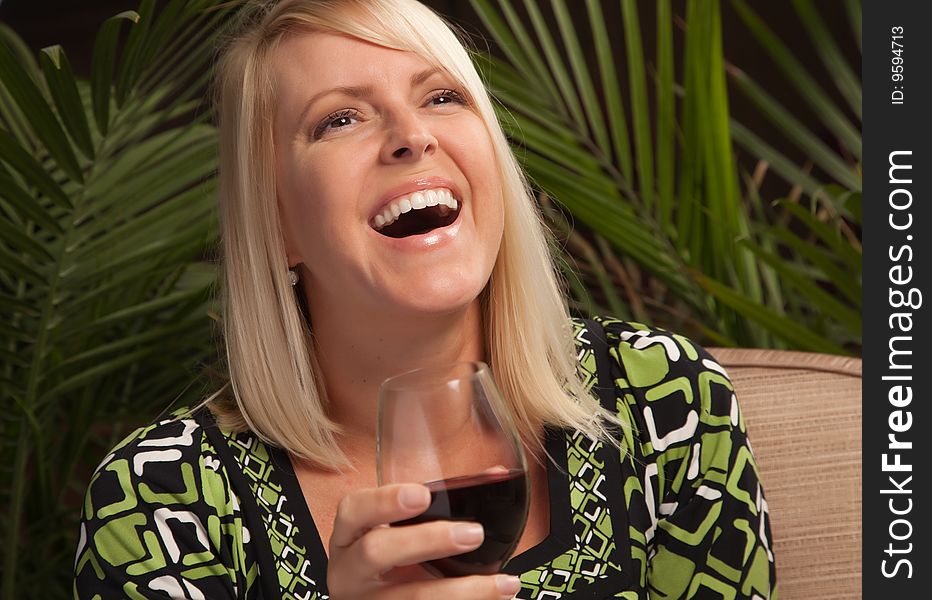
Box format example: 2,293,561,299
288,269,298,286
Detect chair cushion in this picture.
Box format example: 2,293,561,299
708,348,862,600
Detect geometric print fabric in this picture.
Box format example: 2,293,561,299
74,317,776,599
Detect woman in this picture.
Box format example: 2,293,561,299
74,0,777,598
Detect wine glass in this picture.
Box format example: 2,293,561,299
377,361,530,578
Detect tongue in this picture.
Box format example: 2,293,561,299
377,204,457,238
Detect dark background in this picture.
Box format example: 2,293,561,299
862,0,929,595
0,0,860,204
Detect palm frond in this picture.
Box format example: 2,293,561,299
0,2,237,596
470,0,861,354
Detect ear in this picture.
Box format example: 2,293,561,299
277,196,302,268
283,234,301,269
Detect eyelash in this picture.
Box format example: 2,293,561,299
312,88,468,139
427,90,466,104
313,109,356,139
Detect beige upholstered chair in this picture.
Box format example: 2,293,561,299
708,348,862,600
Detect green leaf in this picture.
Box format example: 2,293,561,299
133,3,226,101
0,347,29,369
501,112,603,174
90,11,140,136
739,240,861,335
654,0,675,230
39,46,95,160
0,25,39,146
43,348,162,400
620,0,653,207
0,217,54,262
84,288,207,330
50,317,205,375
764,225,861,307
0,24,39,76
844,0,862,52
550,0,610,158
0,41,83,182
132,0,188,80
587,7,632,182
729,120,825,195
0,244,45,287
71,179,216,261
778,200,861,272
740,171,785,317
0,129,71,209
469,0,545,94
730,0,861,160
1,3,229,595
791,0,861,119
0,165,62,234
0,291,37,316
65,227,208,289
728,67,860,190
695,272,849,355
519,0,588,136
840,190,861,223
115,0,157,107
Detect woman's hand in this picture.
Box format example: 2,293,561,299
326,483,522,600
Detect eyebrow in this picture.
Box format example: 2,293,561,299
297,67,446,127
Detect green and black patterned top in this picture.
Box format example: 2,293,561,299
74,317,777,599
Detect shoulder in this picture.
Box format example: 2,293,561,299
573,315,729,388
573,316,739,450
81,407,234,520
76,409,265,596
93,408,210,473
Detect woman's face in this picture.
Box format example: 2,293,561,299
271,32,504,320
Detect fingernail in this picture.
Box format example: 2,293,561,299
399,485,429,509
450,523,484,546
495,574,521,597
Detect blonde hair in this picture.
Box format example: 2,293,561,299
212,0,621,469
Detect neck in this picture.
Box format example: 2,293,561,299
305,294,487,443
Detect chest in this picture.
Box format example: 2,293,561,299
293,457,550,558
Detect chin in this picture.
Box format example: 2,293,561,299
393,278,487,316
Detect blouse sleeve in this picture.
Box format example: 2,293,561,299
602,319,777,599
74,416,252,599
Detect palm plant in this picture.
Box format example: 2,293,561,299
0,1,235,596
469,0,861,354
1,0,862,596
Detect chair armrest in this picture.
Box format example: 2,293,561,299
708,348,862,600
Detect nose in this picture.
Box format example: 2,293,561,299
380,111,438,163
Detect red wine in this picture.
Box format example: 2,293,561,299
394,468,529,577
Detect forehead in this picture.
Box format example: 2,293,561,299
271,32,434,95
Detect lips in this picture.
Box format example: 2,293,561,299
369,179,462,238
370,176,464,224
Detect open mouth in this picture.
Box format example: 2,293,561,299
371,189,462,239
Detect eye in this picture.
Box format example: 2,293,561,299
426,88,467,107
313,109,360,139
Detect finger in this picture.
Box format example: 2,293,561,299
379,563,435,584
330,484,430,549
348,520,485,575
377,574,523,600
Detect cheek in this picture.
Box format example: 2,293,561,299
458,130,505,236
446,123,502,201
277,156,339,266
278,151,345,235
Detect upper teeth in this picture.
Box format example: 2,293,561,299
373,188,459,229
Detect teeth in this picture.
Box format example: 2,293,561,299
372,188,459,230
